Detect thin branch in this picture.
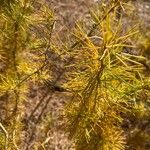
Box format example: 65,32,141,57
0,122,8,150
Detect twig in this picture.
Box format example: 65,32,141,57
0,122,8,150
13,130,20,150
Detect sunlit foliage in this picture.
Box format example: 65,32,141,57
0,0,54,149
0,0,149,149
64,0,150,150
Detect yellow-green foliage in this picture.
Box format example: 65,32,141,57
64,1,150,150
0,0,149,149
0,0,54,149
